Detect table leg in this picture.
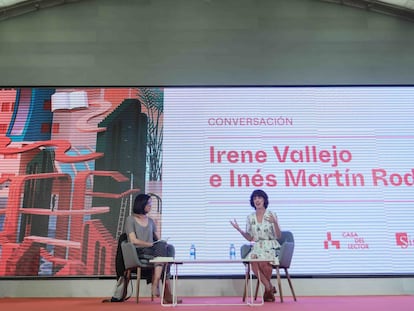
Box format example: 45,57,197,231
161,264,168,307
172,263,178,306
160,262,179,307
247,262,264,306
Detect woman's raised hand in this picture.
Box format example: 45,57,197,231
265,212,278,224
230,219,240,231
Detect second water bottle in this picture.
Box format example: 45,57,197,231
190,243,196,260
229,243,236,259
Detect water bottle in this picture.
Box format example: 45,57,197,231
229,243,236,260
190,243,196,260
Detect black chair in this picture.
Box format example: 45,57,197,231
121,236,176,303
121,239,155,303
241,230,297,303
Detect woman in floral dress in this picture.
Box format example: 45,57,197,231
230,189,282,302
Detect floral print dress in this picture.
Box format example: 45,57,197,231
246,210,280,265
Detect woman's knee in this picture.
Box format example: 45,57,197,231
166,244,175,257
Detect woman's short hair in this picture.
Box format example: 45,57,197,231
133,193,151,215
250,189,269,209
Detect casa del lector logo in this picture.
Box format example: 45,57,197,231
324,231,369,250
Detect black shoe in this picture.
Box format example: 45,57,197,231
102,297,124,303
263,290,275,302
163,298,183,304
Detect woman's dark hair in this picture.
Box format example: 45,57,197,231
133,193,151,215
250,189,269,209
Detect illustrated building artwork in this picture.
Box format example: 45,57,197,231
0,88,161,276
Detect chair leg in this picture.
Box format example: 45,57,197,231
136,267,141,303
124,270,131,302
275,266,284,303
284,268,297,301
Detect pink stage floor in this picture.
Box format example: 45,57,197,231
1,296,413,311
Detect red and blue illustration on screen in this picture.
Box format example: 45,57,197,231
0,88,163,277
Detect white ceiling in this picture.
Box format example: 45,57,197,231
322,0,414,10
381,0,414,9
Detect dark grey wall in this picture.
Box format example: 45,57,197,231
0,0,413,86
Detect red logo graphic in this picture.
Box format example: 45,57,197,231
395,232,413,249
324,232,340,249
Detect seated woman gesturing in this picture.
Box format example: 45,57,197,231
230,189,281,302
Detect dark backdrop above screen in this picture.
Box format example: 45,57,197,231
0,86,413,278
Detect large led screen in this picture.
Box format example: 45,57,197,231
0,86,413,277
